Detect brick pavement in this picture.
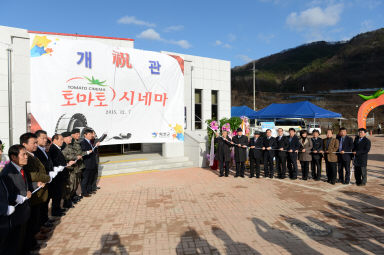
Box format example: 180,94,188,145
37,136,384,255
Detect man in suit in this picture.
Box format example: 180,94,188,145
311,129,323,181
322,129,339,185
231,128,248,178
353,128,371,186
337,127,354,184
49,134,75,216
20,132,52,251
248,131,264,178
81,129,99,196
275,128,289,179
90,130,101,192
0,177,15,254
0,145,32,255
287,128,300,180
34,130,55,227
215,130,232,177
262,129,276,178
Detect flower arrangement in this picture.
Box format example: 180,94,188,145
222,123,230,132
240,116,251,136
210,120,219,131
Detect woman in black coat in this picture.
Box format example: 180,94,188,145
215,130,233,177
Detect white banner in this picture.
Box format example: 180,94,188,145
30,34,184,144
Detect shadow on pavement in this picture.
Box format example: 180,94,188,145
211,226,260,254
176,228,220,255
93,232,128,255
252,218,322,255
280,191,384,254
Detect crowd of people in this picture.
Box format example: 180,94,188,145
215,127,371,186
0,128,100,254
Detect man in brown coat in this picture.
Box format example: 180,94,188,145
20,133,52,251
321,129,339,185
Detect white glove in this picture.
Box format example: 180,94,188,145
48,171,57,182
53,166,64,173
7,205,15,216
15,195,27,204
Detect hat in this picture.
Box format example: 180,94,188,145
71,128,80,134
254,131,260,135
61,131,72,138
237,128,243,132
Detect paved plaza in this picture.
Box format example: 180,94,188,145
37,136,384,255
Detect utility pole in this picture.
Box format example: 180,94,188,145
253,61,256,110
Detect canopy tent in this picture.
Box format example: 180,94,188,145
231,105,258,118
252,101,341,119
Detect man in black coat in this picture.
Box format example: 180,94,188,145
287,128,300,180
311,129,323,181
231,128,248,178
337,127,354,184
215,130,232,177
49,134,74,216
81,129,99,196
0,145,32,255
275,128,289,179
248,131,264,178
353,128,371,186
0,177,15,254
35,130,56,226
262,129,276,178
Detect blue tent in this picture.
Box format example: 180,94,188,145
253,101,341,119
231,105,258,118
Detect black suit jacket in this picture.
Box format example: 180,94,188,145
0,163,31,226
287,135,300,151
0,178,10,236
337,135,354,161
35,147,54,174
275,135,289,157
353,137,371,167
311,137,323,159
81,140,98,169
215,136,232,162
248,137,264,159
262,136,277,157
48,144,68,180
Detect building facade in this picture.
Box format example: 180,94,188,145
0,25,231,167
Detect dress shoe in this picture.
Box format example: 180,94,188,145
249,176,253,178
256,176,260,178
51,211,65,217
40,226,52,234
35,232,48,240
343,182,350,185
96,186,101,190
43,222,54,228
234,175,238,178
219,174,223,177
241,175,244,178
83,194,91,197
331,181,336,185
225,175,229,177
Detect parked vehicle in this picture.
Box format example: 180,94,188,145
308,123,322,134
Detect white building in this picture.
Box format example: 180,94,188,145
0,25,231,167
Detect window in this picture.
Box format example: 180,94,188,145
195,89,202,129
211,90,218,120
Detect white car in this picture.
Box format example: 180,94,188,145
308,123,321,134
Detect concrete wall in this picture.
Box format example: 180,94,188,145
0,25,31,153
161,51,231,166
161,51,231,131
